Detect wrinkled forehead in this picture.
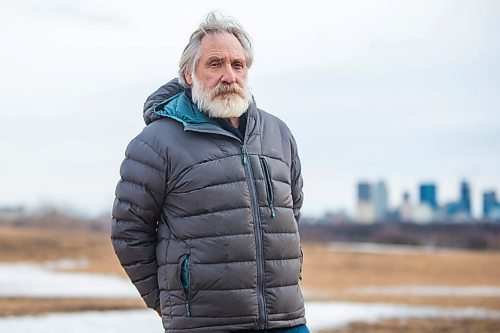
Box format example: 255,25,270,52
197,32,246,63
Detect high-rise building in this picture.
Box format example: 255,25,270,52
399,191,412,222
419,183,438,210
459,180,472,216
483,191,498,219
357,182,371,202
373,181,388,220
356,181,374,223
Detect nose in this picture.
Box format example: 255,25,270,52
221,63,236,84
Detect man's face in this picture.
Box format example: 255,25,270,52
185,32,251,118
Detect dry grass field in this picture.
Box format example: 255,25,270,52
0,224,125,276
300,243,500,332
1,224,499,332
300,243,500,310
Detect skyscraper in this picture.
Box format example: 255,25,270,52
356,181,374,223
419,183,438,210
358,182,371,202
483,191,497,219
399,191,413,222
373,181,388,220
459,180,472,216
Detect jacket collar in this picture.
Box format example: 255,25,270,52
154,91,219,128
154,91,258,144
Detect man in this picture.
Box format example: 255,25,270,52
111,12,308,333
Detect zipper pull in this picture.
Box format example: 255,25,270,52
241,145,248,166
185,302,191,317
270,203,276,219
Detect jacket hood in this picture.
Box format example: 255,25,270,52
143,78,184,125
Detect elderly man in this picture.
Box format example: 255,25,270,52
111,12,308,333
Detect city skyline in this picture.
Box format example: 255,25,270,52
355,178,500,223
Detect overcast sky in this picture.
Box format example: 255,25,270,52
1,0,499,217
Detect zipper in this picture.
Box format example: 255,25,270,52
182,128,267,326
241,145,267,329
180,254,191,317
259,157,276,219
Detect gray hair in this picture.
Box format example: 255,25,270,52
178,11,253,88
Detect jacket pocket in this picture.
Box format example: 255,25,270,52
260,157,276,219
180,254,191,317
299,246,303,281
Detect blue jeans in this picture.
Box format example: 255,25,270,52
235,324,310,333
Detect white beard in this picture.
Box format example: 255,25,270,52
191,74,252,119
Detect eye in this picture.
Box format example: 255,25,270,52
232,62,244,70
209,60,222,68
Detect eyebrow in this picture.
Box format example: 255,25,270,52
205,56,246,64
206,56,222,63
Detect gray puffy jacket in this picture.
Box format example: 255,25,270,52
111,79,305,332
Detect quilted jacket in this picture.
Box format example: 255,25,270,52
111,79,305,332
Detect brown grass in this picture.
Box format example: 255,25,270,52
0,298,144,317
0,225,125,276
299,243,500,310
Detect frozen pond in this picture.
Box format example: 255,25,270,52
328,242,442,255
0,302,499,333
0,262,138,298
0,310,163,333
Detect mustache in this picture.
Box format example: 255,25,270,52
212,82,244,98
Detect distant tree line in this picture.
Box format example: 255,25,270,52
0,206,110,233
2,206,500,249
299,221,500,250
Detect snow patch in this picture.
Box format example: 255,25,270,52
306,301,500,331
0,262,138,298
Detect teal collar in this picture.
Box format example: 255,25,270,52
153,91,220,127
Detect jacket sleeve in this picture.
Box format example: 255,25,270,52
111,133,167,315
290,134,304,223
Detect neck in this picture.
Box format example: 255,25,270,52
226,117,240,128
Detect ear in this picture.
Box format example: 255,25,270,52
184,69,193,85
